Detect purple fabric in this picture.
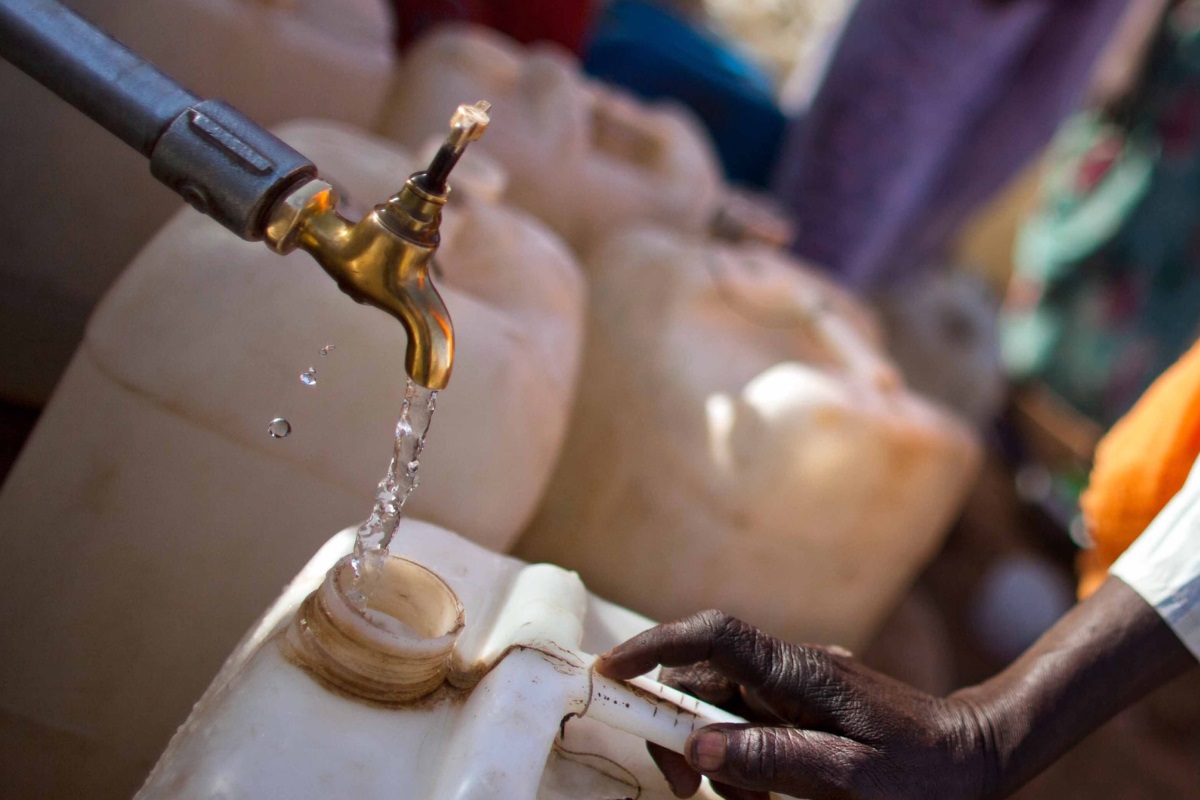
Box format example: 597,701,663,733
772,0,1130,290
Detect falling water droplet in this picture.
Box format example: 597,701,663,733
268,417,292,438
320,345,336,356
300,367,317,386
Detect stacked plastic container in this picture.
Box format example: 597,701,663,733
0,121,586,798
0,18,985,800
515,228,981,651
382,23,725,252
388,25,981,651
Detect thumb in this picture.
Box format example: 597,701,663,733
685,724,875,799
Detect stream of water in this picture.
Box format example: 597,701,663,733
349,377,438,603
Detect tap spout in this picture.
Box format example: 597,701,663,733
264,103,490,390
0,0,487,389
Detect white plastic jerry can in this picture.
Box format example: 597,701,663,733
0,121,585,798
138,520,735,800
382,23,725,252
0,0,397,404
516,226,983,653
101,0,395,128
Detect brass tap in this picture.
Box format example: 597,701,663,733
264,101,491,390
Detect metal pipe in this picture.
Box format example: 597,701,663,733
0,0,317,240
0,0,196,156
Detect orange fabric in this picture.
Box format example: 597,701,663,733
1078,338,1200,599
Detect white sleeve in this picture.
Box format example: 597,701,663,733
1110,454,1200,661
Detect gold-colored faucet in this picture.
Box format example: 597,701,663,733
264,102,491,390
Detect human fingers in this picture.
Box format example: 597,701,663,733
647,736,769,800
647,741,702,798
660,663,739,706
596,612,726,680
596,610,784,688
686,723,878,800
663,654,825,726
598,611,858,730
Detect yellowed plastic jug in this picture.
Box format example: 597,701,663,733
137,521,733,800
0,0,396,404
516,226,982,652
382,24,724,252
0,120,585,799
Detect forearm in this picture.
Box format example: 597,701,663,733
953,576,1196,798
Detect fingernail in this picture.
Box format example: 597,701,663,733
690,731,726,773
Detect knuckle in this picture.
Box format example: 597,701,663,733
703,610,749,656
731,728,878,800
751,638,808,697
697,608,735,634
801,645,835,676
754,729,784,785
798,645,844,692
730,727,779,785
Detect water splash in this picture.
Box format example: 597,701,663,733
320,344,336,357
351,378,437,600
300,367,317,386
267,417,292,438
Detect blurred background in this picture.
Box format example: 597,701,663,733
1,0,1198,796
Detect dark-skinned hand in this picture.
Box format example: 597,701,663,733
596,609,989,800
595,580,1196,800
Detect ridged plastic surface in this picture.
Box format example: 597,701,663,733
516,227,982,652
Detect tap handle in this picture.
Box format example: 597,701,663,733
412,101,492,196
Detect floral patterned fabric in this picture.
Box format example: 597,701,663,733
1004,1,1200,427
